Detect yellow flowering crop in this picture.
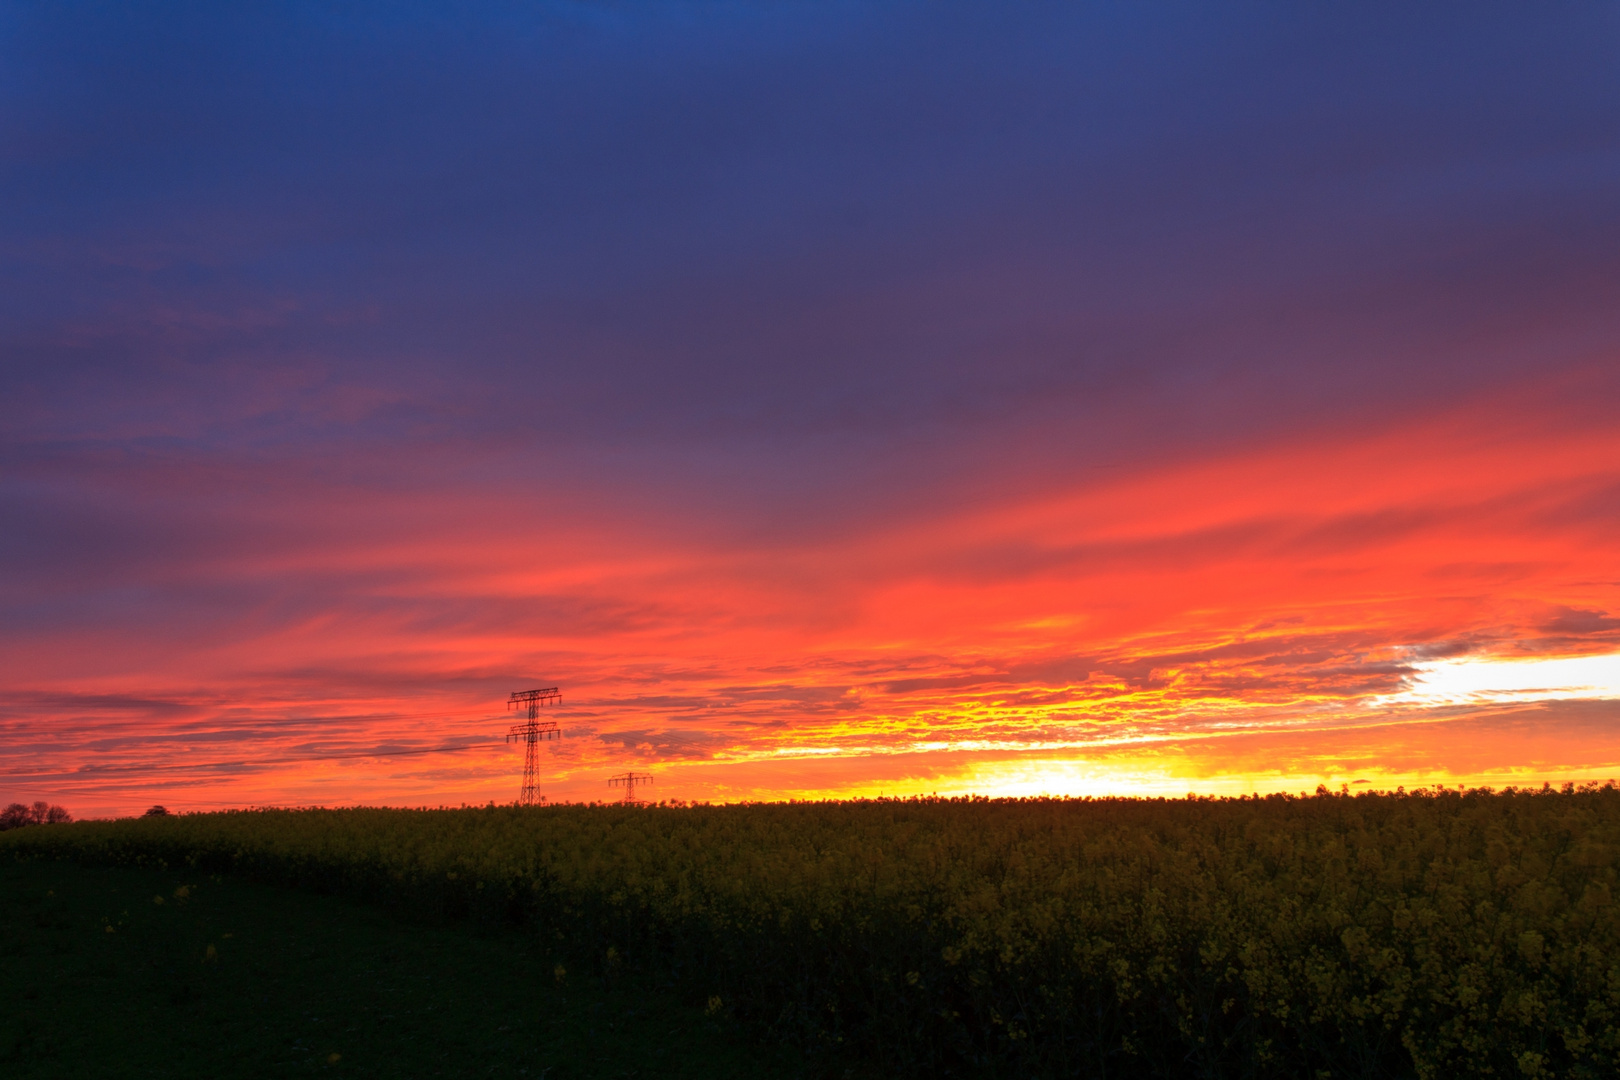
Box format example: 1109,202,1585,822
4,786,1617,1077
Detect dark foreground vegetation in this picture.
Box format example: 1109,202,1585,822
0,859,786,1079
4,787,1619,1079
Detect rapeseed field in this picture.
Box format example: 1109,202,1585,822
5,786,1617,1078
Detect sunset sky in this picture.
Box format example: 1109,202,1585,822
4,3,1619,816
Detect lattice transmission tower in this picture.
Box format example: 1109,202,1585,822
507,687,561,805
607,771,654,803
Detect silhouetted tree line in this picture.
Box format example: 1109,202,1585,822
0,801,72,829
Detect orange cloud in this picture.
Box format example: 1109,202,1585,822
4,376,1618,815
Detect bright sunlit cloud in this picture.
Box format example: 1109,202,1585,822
1379,653,1620,707
6,5,1620,816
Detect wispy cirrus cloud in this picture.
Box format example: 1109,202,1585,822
4,4,1620,813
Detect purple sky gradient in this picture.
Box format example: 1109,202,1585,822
4,2,1619,812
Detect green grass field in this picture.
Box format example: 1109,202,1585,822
0,859,795,1079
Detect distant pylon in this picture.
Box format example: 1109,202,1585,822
607,771,654,803
507,687,561,805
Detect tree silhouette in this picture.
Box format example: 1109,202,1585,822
0,801,73,829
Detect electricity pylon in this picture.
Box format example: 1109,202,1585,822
507,687,561,805
607,771,653,803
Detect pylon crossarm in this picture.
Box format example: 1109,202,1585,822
508,687,562,716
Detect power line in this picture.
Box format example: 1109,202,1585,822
1,740,505,779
